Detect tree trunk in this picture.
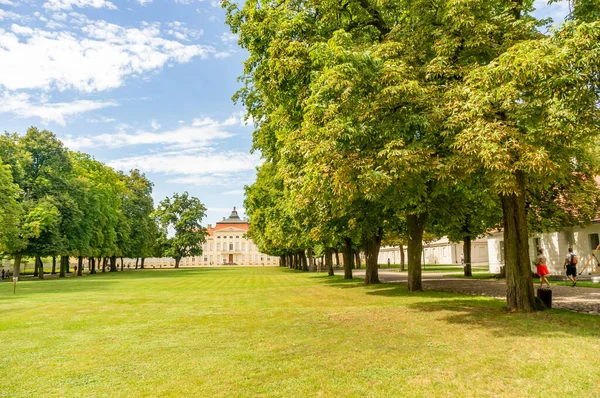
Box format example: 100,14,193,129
355,250,362,269
51,256,56,274
102,257,107,273
300,251,308,271
463,236,472,277
334,248,340,267
78,256,83,276
364,231,382,285
120,257,124,271
280,255,286,267
37,255,44,279
65,257,70,273
325,248,334,276
90,257,96,274
33,255,39,277
342,238,353,280
175,257,181,268
407,213,426,292
39,256,45,279
13,254,22,278
110,256,118,272
400,244,405,271
135,258,139,269
307,248,314,271
500,171,536,312
140,257,145,269
59,256,67,278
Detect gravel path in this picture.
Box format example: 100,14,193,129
334,269,600,315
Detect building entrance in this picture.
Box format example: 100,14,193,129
228,254,233,264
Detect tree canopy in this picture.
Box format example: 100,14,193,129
0,127,160,277
226,0,600,311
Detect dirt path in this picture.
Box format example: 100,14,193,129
334,269,600,315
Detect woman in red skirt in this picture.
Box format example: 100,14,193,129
536,249,551,288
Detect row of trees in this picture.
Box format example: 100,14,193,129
225,0,600,311
0,128,208,277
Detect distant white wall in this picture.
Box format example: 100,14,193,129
486,223,600,275
379,237,489,266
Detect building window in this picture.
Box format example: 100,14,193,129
217,243,221,250
229,243,233,251
534,237,541,253
499,241,505,263
242,254,245,261
590,233,599,251
242,242,246,251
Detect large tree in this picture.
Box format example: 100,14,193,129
449,15,600,311
154,192,208,268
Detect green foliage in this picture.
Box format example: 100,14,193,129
0,127,164,269
0,160,24,255
154,192,208,263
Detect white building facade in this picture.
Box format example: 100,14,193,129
487,224,600,275
378,236,489,265
147,208,278,267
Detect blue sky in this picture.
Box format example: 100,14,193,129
0,0,569,225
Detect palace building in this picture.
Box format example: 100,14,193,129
147,207,278,267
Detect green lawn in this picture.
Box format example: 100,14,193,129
1,267,599,397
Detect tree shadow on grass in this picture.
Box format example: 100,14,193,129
313,274,367,289
361,283,600,338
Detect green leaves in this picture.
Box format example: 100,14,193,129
154,192,208,260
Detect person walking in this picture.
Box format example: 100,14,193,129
1,269,4,281
535,249,551,288
564,248,578,287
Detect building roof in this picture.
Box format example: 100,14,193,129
217,207,247,225
206,207,250,236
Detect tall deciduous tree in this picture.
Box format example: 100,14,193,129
449,17,600,311
154,192,208,268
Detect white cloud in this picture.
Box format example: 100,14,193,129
87,116,116,123
166,21,203,41
222,190,244,195
137,0,152,5
214,51,231,59
169,176,229,186
220,32,237,43
0,91,117,125
533,0,570,22
0,20,215,93
43,0,117,11
64,117,235,149
0,9,23,21
108,151,261,175
0,0,17,5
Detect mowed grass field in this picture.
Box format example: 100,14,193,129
1,267,599,397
